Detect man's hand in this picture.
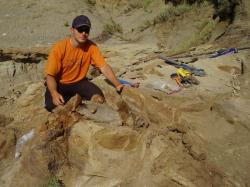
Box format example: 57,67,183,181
100,64,124,93
51,91,65,106
116,84,124,94
46,75,65,106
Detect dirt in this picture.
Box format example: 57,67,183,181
0,0,250,186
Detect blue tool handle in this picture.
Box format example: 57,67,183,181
119,79,133,87
210,48,238,58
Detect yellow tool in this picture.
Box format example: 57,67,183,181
171,68,200,86
176,68,192,78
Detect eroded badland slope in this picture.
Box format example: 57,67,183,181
0,0,250,186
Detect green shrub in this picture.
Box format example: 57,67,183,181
87,0,96,6
64,21,69,27
103,20,123,35
153,3,192,24
47,176,64,187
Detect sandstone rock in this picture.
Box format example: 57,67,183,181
77,101,122,124
0,127,15,160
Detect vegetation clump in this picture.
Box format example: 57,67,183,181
103,19,123,35
165,0,239,21
87,0,96,6
139,3,193,31
47,176,64,187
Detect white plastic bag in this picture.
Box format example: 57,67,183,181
15,129,35,159
149,79,181,94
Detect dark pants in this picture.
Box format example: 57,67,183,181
45,79,104,112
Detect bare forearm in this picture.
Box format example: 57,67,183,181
46,75,65,105
100,64,121,88
46,75,58,95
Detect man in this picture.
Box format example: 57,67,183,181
44,15,124,112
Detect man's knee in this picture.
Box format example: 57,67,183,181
90,94,105,104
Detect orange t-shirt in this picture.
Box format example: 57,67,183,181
45,38,106,84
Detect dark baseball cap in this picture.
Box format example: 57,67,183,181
72,15,91,28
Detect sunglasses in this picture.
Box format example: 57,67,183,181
75,26,90,34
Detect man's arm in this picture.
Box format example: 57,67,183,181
100,64,123,92
46,75,65,106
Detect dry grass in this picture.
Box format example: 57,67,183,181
94,19,123,42
86,0,96,6
138,3,193,32
167,18,218,55
103,19,123,35
128,0,153,9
